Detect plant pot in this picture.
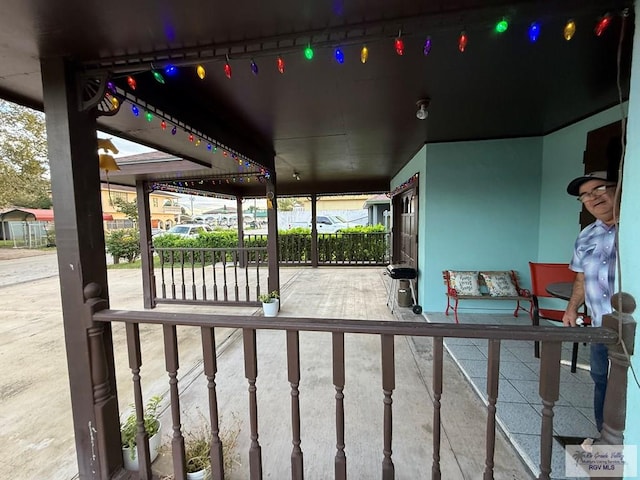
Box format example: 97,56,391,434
262,299,279,317
122,423,162,471
186,468,208,480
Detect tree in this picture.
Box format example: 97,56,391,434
112,197,138,223
0,99,51,208
277,198,299,211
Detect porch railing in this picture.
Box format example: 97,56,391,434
154,246,268,306
90,293,635,480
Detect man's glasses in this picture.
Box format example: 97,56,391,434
577,185,614,203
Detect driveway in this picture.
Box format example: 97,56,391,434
0,249,58,286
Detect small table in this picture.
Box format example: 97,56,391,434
546,281,574,301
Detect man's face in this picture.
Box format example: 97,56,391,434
578,179,616,223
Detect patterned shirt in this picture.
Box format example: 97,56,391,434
569,220,617,327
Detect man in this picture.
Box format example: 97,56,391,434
563,171,618,433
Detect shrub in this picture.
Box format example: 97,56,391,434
105,228,140,263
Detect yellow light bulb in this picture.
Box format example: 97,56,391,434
196,64,206,80
360,45,369,64
110,96,119,109
564,19,576,40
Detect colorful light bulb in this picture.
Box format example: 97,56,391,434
164,65,178,76
250,59,259,75
207,143,212,151
595,13,612,37
395,37,404,55
131,105,139,116
151,70,165,84
189,134,194,142
564,19,576,40
423,36,432,55
360,45,369,64
304,45,314,60
277,56,285,74
145,111,153,122
458,31,468,52
196,65,206,79
495,18,509,33
528,22,541,43
171,125,177,135
335,48,344,64
127,76,137,90
161,120,166,130
110,96,120,109
195,138,201,147
224,62,232,79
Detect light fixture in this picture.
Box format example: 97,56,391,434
416,98,430,120
292,171,301,181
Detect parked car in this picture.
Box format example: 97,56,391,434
154,223,213,238
287,215,350,233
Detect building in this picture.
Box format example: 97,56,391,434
100,184,180,230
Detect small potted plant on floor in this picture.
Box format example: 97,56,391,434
121,395,163,471
259,290,279,317
184,423,212,480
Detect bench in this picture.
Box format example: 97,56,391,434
442,270,532,324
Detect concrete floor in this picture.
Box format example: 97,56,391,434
0,255,534,480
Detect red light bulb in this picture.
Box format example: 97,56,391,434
224,62,232,79
189,134,194,142
595,14,612,37
394,37,404,56
277,56,285,74
161,120,166,130
127,76,137,90
458,31,468,52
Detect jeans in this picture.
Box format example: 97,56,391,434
590,343,609,432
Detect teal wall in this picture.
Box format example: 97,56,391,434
538,106,629,262
620,1,640,467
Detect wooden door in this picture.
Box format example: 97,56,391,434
392,186,418,270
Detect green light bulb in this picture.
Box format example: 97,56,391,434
152,70,165,84
145,111,153,122
304,45,314,60
496,19,508,33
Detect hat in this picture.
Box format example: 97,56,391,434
566,171,614,196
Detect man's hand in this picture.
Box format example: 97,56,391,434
562,309,579,327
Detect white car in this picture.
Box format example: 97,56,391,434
155,224,213,238
312,215,350,233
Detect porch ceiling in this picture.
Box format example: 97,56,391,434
0,0,633,197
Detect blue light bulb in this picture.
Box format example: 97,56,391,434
528,22,541,43
335,48,344,64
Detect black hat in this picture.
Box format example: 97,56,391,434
566,171,614,196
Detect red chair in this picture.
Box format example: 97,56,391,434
528,262,591,373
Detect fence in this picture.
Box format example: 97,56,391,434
2,221,53,248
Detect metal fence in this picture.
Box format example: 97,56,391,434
2,221,53,248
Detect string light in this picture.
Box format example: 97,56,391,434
335,47,345,64
277,56,285,74
110,96,120,109
563,19,576,40
395,34,404,56
126,76,137,90
145,111,153,122
595,13,612,36
304,44,314,60
151,69,165,84
196,65,206,79
528,22,541,43
161,120,167,130
495,18,509,33
171,125,177,135
458,31,468,52
250,59,259,75
423,36,432,55
189,133,194,142
360,45,369,63
195,138,201,147
131,105,139,116
164,65,178,76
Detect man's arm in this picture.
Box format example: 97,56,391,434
562,272,585,327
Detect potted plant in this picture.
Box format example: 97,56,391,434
120,395,163,471
184,424,212,480
259,290,279,317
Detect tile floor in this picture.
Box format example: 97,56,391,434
422,311,598,479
